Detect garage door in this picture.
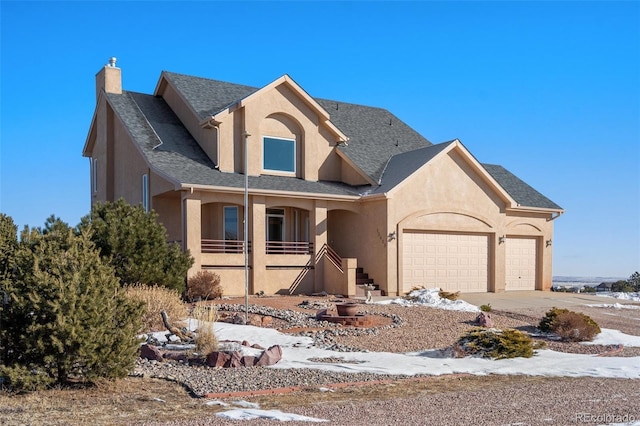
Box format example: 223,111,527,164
402,232,489,294
505,237,537,290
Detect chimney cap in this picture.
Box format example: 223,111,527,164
108,57,117,67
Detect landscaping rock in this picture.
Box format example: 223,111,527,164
140,344,163,362
475,312,494,327
255,345,283,366
206,351,231,368
227,351,244,368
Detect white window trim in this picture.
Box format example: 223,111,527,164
262,135,296,176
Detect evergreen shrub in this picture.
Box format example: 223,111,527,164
1,219,144,391
456,328,543,359
79,200,194,293
480,304,493,312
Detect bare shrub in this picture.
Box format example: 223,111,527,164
539,307,600,342
438,290,460,301
186,270,223,301
551,311,601,342
191,304,218,355
125,283,187,332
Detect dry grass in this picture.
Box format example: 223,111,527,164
0,374,558,425
0,377,222,425
191,304,218,355
125,283,188,332
3,374,611,425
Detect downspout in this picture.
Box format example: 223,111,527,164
213,123,220,169
243,131,251,323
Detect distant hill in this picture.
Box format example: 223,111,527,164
552,276,626,288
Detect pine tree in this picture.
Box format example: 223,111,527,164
79,199,193,292
628,272,640,292
0,214,18,371
1,220,144,390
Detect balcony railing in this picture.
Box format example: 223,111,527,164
201,239,250,254
266,241,313,255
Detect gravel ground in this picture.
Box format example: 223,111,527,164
134,295,640,425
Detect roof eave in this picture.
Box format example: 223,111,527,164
179,183,360,201
506,206,565,217
82,92,104,157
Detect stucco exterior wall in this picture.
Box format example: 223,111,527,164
160,83,218,165
231,83,338,181
112,118,149,206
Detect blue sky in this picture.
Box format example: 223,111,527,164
1,1,638,278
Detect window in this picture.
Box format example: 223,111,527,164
223,206,239,240
142,174,149,212
266,208,285,242
91,158,98,193
263,136,295,174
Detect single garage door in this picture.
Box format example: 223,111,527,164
402,232,489,294
505,237,537,290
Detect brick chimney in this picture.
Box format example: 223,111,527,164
95,57,122,100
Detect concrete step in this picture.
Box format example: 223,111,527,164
355,285,383,297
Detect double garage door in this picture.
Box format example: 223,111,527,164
402,232,489,293
402,232,537,293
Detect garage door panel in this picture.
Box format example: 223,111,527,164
402,232,489,294
505,237,537,291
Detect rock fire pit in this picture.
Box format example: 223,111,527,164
316,302,375,327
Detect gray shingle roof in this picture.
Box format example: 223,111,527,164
162,72,433,184
162,72,258,119
371,141,455,194
107,91,363,197
483,164,562,210
314,99,433,182
106,72,561,210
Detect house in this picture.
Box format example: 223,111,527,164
596,282,613,292
83,58,564,297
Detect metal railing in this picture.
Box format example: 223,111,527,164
201,239,250,254
322,244,343,271
266,241,313,255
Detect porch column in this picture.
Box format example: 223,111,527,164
251,196,266,294
183,196,202,277
313,201,328,293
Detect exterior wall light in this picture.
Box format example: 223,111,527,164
546,239,552,247
388,231,396,241
498,236,506,244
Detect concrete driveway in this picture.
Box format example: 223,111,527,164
458,291,632,311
